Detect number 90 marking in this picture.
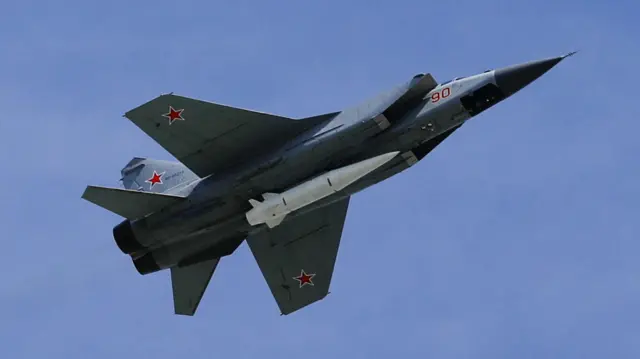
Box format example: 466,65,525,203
430,87,451,103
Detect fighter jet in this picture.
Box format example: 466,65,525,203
82,53,574,316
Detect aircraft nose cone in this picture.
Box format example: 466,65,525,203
495,54,572,96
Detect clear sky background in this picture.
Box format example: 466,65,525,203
1,0,638,357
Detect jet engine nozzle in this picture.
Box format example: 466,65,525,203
132,253,162,275
113,220,145,254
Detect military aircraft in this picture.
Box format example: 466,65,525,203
82,53,574,316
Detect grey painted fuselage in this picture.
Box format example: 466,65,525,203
123,54,572,273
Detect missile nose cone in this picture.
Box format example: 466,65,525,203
365,151,401,170
494,54,572,96
380,151,400,162
354,151,400,173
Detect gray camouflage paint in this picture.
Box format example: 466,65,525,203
83,54,574,315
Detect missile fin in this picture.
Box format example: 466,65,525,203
262,192,280,201
249,199,262,208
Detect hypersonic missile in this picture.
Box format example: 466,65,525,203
246,151,400,228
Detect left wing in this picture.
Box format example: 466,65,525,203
124,94,332,177
247,197,350,315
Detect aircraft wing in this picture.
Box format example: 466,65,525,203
124,94,328,177
247,197,350,315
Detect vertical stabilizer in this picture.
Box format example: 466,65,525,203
171,259,219,316
120,157,199,194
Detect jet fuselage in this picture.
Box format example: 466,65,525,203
114,55,571,275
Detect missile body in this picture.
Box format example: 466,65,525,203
245,151,400,228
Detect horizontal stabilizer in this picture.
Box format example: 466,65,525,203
81,185,185,219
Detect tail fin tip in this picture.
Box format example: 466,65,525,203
119,157,199,194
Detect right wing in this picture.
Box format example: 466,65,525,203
247,197,351,315
124,94,331,177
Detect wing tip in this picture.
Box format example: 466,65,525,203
123,92,178,118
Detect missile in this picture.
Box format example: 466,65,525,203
245,151,400,228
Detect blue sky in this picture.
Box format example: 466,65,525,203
1,0,639,357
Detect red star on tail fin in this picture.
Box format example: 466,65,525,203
145,171,165,189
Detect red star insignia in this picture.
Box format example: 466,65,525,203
293,269,315,288
145,171,165,188
162,106,185,125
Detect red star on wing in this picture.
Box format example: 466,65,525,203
162,106,185,125
293,269,316,288
145,171,165,189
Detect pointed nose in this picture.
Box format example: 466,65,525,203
494,54,570,96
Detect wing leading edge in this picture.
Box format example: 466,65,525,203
247,197,351,315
